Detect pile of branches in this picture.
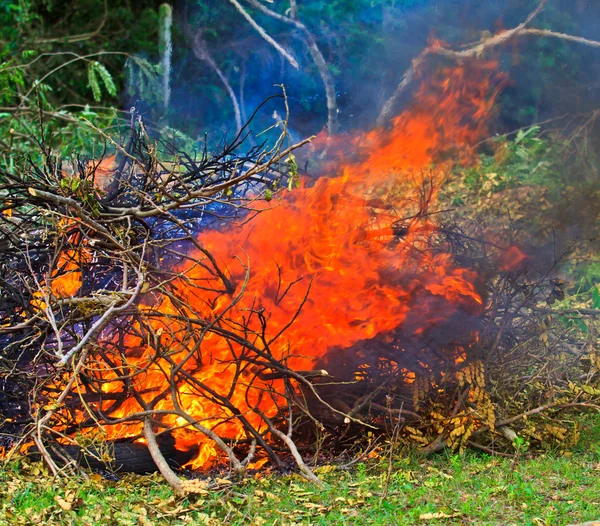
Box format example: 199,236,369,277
1,104,599,494
0,104,338,491
307,226,600,462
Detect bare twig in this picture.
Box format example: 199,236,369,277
143,418,185,495
244,0,338,134
191,31,243,133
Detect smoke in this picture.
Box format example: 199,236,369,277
148,0,599,141
120,0,600,291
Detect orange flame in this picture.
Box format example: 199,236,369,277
51,248,87,297
501,246,528,272
62,62,503,469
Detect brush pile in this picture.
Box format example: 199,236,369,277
1,91,599,493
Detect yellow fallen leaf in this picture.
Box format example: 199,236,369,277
54,495,72,511
314,465,336,474
304,503,327,510
419,511,460,520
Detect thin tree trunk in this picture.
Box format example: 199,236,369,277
159,4,173,112
191,31,243,134
245,0,339,135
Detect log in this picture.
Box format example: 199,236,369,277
39,434,199,474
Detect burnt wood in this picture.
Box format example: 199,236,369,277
39,434,199,474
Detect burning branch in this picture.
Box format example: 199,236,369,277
0,101,324,480
2,37,599,486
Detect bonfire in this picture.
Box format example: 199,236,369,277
1,1,600,497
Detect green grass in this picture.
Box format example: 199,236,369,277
2,414,600,525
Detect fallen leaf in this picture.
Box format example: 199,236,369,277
419,511,460,520
304,503,327,511
314,465,336,474
54,495,72,511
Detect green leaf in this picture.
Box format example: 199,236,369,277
87,62,116,101
592,285,600,310
93,61,117,97
514,126,540,145
87,65,101,102
582,384,600,396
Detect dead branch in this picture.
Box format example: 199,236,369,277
227,0,299,70
32,0,109,44
57,270,144,366
244,0,339,134
191,31,243,134
522,28,600,48
377,0,600,127
143,418,185,495
259,408,324,487
257,369,329,381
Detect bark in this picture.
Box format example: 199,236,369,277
143,419,185,495
227,0,299,69
191,31,243,134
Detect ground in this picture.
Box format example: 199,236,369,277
1,413,599,525
2,129,599,525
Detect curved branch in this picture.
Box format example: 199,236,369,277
143,418,185,495
376,0,600,127
191,31,243,133
227,0,299,70
31,0,109,44
244,0,338,134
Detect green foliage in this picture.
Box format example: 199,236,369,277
59,173,101,215
459,127,566,201
0,62,25,105
0,0,595,141
286,154,300,191
87,61,117,102
593,283,600,310
443,123,599,323
0,0,165,163
558,260,600,318
125,56,162,103
497,1,585,129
